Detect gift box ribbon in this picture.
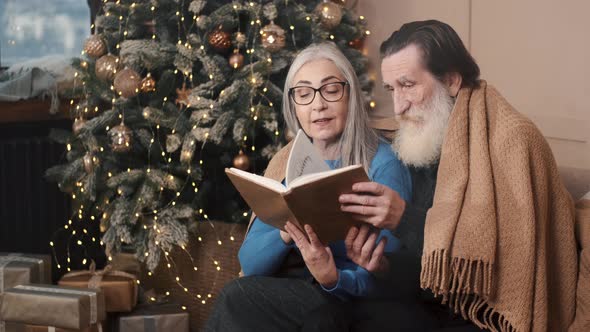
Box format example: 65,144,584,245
143,316,158,332
60,261,138,303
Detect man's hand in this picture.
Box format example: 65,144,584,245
339,182,406,231
344,225,390,276
285,222,338,288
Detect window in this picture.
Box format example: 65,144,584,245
0,0,91,67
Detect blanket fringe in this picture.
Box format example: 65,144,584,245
421,249,516,332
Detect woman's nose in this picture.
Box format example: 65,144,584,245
311,91,327,111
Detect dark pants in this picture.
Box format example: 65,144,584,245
204,276,346,332
330,299,486,332
204,275,485,332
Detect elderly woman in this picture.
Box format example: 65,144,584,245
205,43,411,332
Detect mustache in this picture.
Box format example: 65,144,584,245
396,110,424,123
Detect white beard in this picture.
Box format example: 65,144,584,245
392,82,455,168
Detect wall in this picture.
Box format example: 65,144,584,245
357,0,590,169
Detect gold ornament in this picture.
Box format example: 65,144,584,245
180,149,193,164
229,50,244,69
83,153,97,173
315,1,343,30
72,117,86,135
261,21,286,53
114,68,141,98
233,150,250,171
109,123,133,153
235,32,247,45
141,73,156,93
100,213,109,232
95,54,119,81
208,27,232,52
176,82,190,107
84,35,107,58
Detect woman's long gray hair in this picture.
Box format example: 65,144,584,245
282,42,378,171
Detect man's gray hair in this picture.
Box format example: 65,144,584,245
282,42,377,171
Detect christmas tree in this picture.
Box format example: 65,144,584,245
46,0,372,272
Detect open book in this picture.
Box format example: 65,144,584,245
226,130,368,244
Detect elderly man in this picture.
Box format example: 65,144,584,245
339,20,578,331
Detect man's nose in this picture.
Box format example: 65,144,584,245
393,92,410,115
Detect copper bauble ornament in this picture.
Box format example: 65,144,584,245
114,68,141,98
229,50,244,69
315,1,343,30
330,0,357,9
72,117,86,135
233,150,250,171
261,21,285,53
83,153,97,173
141,73,156,93
208,27,232,52
84,35,107,58
109,123,133,153
95,54,119,81
348,37,365,51
143,20,156,34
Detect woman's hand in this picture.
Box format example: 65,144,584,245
344,225,389,276
339,182,406,231
279,229,293,244
285,221,338,288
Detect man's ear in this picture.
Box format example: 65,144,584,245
445,72,462,97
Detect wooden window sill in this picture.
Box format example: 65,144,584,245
0,99,71,123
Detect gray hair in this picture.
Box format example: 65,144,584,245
282,42,377,171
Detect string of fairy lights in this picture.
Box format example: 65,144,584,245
49,0,373,310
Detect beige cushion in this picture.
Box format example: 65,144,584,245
576,198,590,250
570,197,590,331
570,249,590,332
559,167,590,201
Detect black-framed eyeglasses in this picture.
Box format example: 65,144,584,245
289,81,349,105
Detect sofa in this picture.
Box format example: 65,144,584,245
140,161,590,331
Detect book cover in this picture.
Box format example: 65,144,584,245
226,130,368,244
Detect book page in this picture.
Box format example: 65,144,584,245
289,164,363,188
285,129,330,186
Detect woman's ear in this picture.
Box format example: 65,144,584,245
445,72,462,97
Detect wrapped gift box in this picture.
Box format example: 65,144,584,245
2,322,102,332
0,284,106,330
0,253,51,293
109,252,141,277
115,304,189,332
58,264,137,312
